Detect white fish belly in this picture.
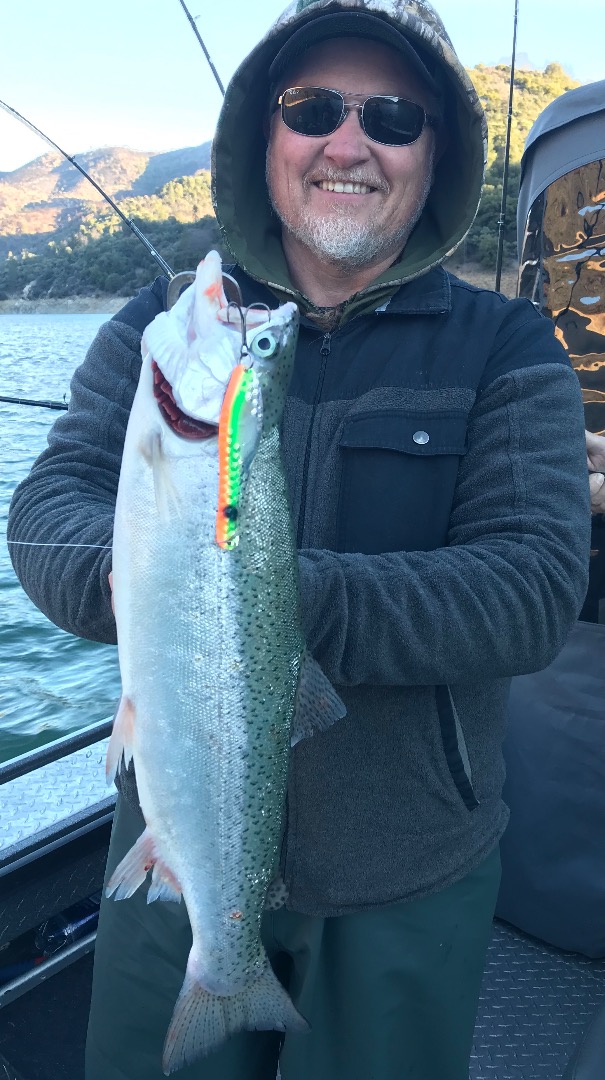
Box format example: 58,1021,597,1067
113,359,295,992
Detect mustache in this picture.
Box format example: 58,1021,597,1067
305,168,389,194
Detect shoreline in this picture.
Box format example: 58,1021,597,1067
0,296,127,315
0,265,518,315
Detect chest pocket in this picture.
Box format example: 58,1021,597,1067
336,409,469,555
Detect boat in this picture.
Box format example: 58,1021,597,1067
1,81,605,1080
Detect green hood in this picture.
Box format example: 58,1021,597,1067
211,0,488,313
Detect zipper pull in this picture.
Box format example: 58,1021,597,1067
320,332,331,357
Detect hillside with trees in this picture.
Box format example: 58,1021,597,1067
0,63,581,300
454,61,579,272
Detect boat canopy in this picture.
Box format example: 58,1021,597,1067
517,79,605,624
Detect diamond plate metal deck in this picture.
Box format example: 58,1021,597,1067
0,739,114,869
471,920,605,1078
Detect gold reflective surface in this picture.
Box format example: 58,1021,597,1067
518,161,605,621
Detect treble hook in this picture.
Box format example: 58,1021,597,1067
245,303,272,324
226,301,249,360
241,304,272,354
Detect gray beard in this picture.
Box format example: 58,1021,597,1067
286,209,411,268
267,161,434,270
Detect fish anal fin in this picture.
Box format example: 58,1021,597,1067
105,695,135,785
290,651,346,747
147,859,183,904
162,953,308,1074
106,827,155,901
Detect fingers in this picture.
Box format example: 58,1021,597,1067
589,471,605,514
585,429,605,472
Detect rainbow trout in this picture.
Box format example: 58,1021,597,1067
105,251,345,1075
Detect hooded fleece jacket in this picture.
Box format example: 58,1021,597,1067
7,0,591,917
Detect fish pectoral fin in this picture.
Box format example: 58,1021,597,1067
105,695,135,785
147,859,183,904
290,651,347,747
105,827,155,900
162,954,308,1074
140,429,180,523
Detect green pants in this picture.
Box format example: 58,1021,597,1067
86,796,500,1080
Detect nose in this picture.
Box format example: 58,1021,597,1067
322,107,372,168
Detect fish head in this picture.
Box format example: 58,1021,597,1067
243,302,299,433
142,251,298,440
142,251,244,433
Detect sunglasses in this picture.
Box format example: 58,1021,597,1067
277,86,440,147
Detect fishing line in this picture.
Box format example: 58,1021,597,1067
6,541,112,550
2,2,229,414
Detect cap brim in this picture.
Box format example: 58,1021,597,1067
268,11,440,97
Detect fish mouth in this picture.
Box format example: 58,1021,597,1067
152,361,217,440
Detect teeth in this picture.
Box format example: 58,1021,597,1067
317,180,373,194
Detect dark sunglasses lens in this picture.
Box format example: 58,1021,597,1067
363,98,425,145
282,88,343,136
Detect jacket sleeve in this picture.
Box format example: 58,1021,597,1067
7,315,144,645
298,354,591,688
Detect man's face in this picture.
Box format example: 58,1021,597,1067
266,37,438,270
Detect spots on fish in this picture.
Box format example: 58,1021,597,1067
264,876,289,912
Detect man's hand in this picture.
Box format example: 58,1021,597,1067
586,430,605,514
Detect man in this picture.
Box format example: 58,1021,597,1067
7,1,591,1078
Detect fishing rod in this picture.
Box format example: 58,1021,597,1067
2,9,223,413
0,394,67,411
0,99,178,412
177,0,225,96
0,98,175,280
494,0,520,292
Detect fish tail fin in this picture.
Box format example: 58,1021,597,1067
105,695,135,785
162,956,308,1075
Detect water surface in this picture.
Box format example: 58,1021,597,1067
0,313,121,763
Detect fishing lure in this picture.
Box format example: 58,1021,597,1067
216,364,262,550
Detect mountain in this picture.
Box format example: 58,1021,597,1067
0,64,585,298
0,143,211,259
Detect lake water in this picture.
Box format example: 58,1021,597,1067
0,313,122,764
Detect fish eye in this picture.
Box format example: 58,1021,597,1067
251,330,277,358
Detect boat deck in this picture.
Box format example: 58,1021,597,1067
1,919,605,1078
2,734,605,1078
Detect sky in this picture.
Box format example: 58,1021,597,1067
1,0,604,174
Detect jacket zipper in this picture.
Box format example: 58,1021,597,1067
296,331,332,548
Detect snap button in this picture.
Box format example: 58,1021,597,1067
413,430,429,445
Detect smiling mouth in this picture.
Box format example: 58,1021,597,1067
314,180,375,194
